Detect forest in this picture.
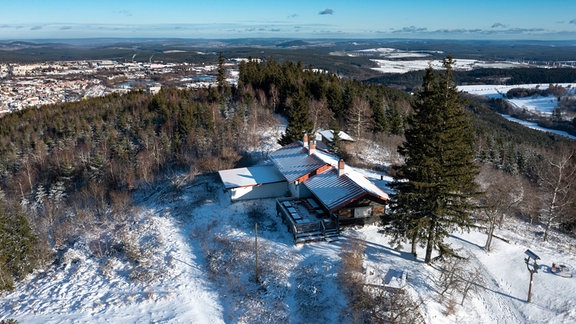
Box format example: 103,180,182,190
0,56,575,293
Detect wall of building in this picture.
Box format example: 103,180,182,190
229,182,289,201
336,198,386,226
288,182,312,199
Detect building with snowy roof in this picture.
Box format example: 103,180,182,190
218,166,288,202
218,134,389,242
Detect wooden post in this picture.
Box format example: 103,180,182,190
524,253,539,303
527,271,534,303
255,223,259,283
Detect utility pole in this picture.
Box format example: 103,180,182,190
524,249,540,303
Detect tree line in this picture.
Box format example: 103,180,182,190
367,67,576,89
238,57,413,144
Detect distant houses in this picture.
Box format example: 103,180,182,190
218,132,388,243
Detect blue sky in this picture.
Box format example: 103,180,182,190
1,0,575,40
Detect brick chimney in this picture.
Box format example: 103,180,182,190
303,133,309,148
309,140,316,155
338,159,345,176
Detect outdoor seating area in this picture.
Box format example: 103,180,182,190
276,198,339,243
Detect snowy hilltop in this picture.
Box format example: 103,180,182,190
1,168,576,323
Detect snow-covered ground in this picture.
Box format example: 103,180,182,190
500,114,576,140
1,121,575,323
3,177,575,323
371,59,529,74
459,83,576,115
459,84,576,140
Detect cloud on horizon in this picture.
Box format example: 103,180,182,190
116,10,133,17
319,9,334,15
393,26,428,33
390,25,551,37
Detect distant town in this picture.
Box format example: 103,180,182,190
0,59,241,113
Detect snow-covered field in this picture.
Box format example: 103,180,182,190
1,122,575,323
371,59,529,74
357,47,432,59
500,114,576,140
459,84,576,140
459,83,576,113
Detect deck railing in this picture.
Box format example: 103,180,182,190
276,198,339,243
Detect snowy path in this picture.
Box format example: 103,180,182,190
464,249,526,323
447,228,576,323
0,209,224,323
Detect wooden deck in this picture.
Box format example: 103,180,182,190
276,198,339,244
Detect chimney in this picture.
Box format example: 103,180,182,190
303,133,309,148
338,159,345,176
309,140,316,155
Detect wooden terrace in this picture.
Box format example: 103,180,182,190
276,198,339,244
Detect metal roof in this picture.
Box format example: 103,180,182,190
303,167,389,212
318,129,354,142
218,165,285,189
268,142,329,182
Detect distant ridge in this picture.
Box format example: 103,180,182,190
276,40,310,48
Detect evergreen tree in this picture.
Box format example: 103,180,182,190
0,203,40,291
387,104,404,135
278,91,313,146
389,57,479,263
371,93,389,134
217,52,227,89
216,52,230,99
329,122,343,154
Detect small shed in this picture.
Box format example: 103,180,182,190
317,130,355,152
218,165,288,201
318,130,354,143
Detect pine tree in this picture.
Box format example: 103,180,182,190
330,122,343,154
278,91,313,146
216,52,230,99
0,203,40,291
390,57,479,263
217,52,228,90
387,104,404,135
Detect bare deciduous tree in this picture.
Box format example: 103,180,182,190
347,96,373,139
308,98,333,133
538,146,576,241
435,255,485,308
477,166,523,251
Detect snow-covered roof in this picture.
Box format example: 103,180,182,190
304,166,389,212
318,130,354,142
218,166,285,189
268,142,330,183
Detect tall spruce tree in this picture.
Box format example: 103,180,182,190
278,90,313,145
390,57,479,263
216,52,231,99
